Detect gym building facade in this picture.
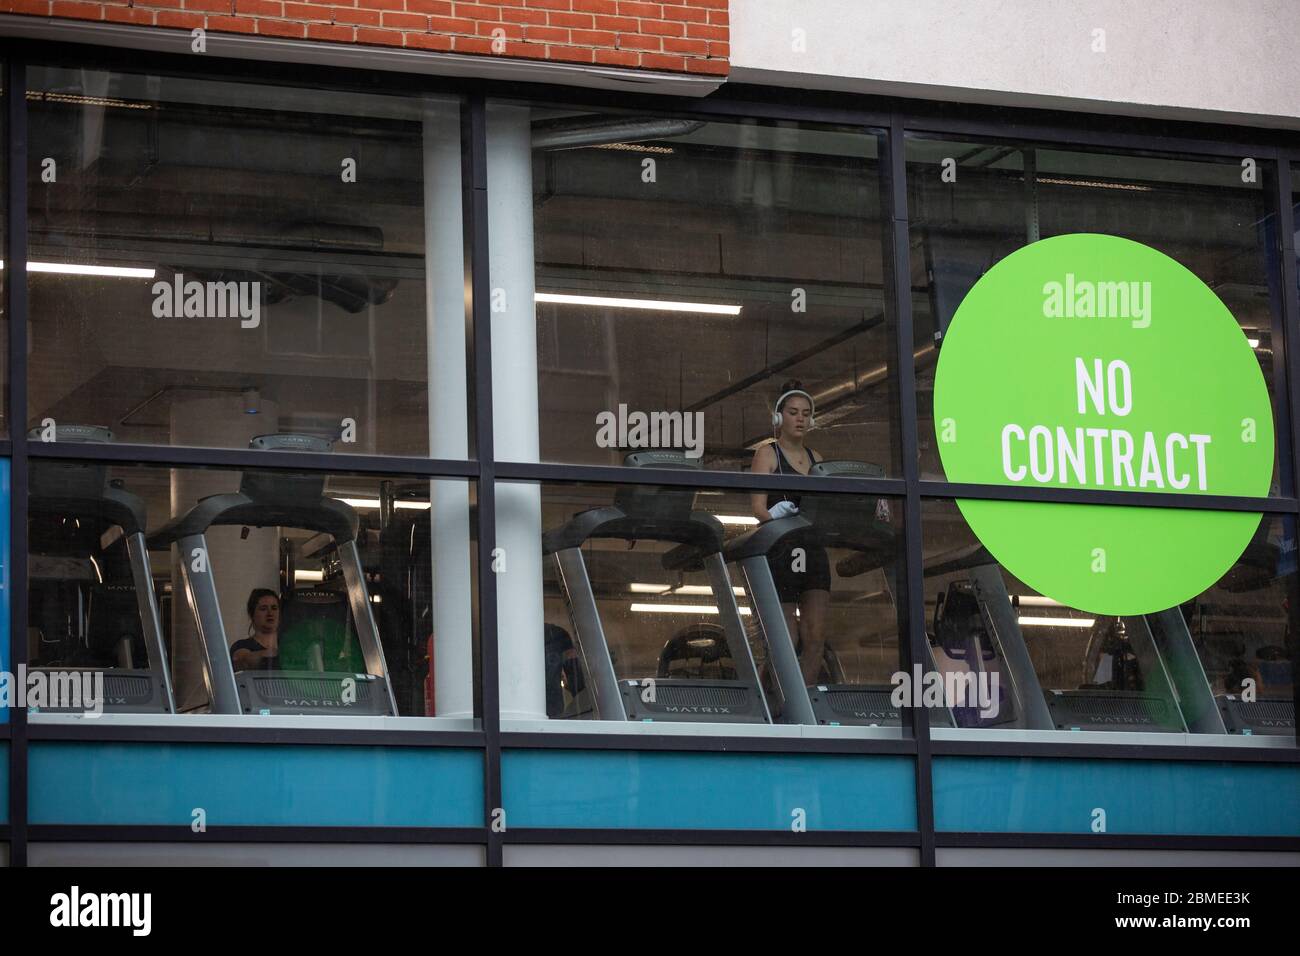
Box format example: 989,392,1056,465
0,0,1295,867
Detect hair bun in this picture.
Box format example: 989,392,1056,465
779,379,803,393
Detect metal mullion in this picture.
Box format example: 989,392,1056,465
885,113,937,867
500,731,917,756
24,440,479,479
500,828,922,848
6,57,28,868
25,724,486,747
929,738,1299,764
934,831,1300,852
918,480,1297,513
1262,159,1297,501
463,95,502,868
902,114,1288,163
495,460,1300,513
1275,157,1300,750
671,95,891,130
493,460,907,497
26,824,488,845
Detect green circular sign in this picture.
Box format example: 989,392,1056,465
933,233,1274,616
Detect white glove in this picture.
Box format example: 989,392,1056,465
768,500,800,520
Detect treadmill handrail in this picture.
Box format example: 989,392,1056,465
541,505,725,555
722,514,812,561
29,486,149,538
149,492,359,546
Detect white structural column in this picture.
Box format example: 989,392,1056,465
486,103,548,721
424,97,475,719
169,393,280,711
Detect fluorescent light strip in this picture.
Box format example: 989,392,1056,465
336,497,430,511
716,514,759,526
1015,595,1063,607
1248,338,1261,348
1036,176,1154,192
294,570,324,582
28,90,153,111
630,583,746,596
1018,615,1095,628
0,260,156,278
535,292,741,316
630,602,752,616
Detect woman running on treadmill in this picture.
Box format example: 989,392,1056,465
750,381,831,685
230,588,281,671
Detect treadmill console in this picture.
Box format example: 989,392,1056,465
1046,688,1182,731
1217,695,1295,735
250,433,335,453
26,424,114,443
620,678,767,723
808,685,900,726
235,671,396,716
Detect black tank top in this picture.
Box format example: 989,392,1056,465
765,443,820,511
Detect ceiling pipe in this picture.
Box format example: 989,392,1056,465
532,116,705,151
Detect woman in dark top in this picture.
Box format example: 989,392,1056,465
750,381,832,685
230,588,281,672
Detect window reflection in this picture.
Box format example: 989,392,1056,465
530,452,904,730
494,104,899,474
27,68,465,457
923,500,1296,736
27,432,477,720
908,139,1285,494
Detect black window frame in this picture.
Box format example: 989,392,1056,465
2,38,1298,868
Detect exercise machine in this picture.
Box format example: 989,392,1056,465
543,450,769,723
151,433,398,716
27,425,173,714
725,460,953,727
925,544,1195,732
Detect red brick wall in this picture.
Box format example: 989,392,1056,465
0,0,730,74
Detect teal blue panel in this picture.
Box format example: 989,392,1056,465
503,749,916,830
30,742,482,827
934,756,1300,835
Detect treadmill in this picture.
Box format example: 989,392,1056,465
724,460,953,727
543,450,769,723
1182,525,1297,736
27,424,174,714
925,544,1193,732
151,434,398,716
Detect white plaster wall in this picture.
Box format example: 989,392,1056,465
731,0,1300,128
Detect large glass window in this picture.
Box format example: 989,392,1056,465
487,103,899,476
1293,163,1299,313
26,449,477,723
908,139,1288,495
922,498,1296,739
498,461,904,735
0,64,6,436
26,68,468,458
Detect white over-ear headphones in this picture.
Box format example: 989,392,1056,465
772,389,816,430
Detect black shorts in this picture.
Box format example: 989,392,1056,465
766,533,832,602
